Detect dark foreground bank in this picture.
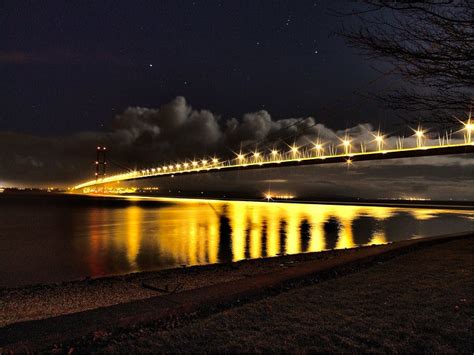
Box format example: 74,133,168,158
1,233,473,353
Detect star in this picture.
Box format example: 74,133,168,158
314,50,318,54
149,64,153,67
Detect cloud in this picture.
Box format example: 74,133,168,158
0,96,472,200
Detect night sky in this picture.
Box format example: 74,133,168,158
0,1,472,200
1,0,386,134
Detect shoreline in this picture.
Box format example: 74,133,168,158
2,191,474,210
1,240,393,326
77,193,474,210
1,231,472,351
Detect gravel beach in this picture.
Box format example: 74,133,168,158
1,244,371,327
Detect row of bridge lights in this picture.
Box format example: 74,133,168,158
138,158,221,175
133,120,473,177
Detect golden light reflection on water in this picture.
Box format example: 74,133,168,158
369,231,387,245
85,198,474,276
125,206,141,266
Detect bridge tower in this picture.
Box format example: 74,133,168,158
95,146,107,181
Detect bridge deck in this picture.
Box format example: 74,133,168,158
74,143,474,189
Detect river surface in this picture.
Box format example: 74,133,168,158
0,193,472,287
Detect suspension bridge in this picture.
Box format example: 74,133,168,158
73,120,474,191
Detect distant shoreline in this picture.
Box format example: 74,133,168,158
2,191,472,210
77,192,474,210
137,195,474,210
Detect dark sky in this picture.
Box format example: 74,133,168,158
0,0,387,135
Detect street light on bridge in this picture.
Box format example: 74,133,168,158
236,152,245,163
290,144,299,158
413,125,426,148
462,117,473,144
253,151,261,163
372,131,385,151
312,139,324,157
339,135,352,155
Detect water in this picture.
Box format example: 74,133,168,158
0,194,472,287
